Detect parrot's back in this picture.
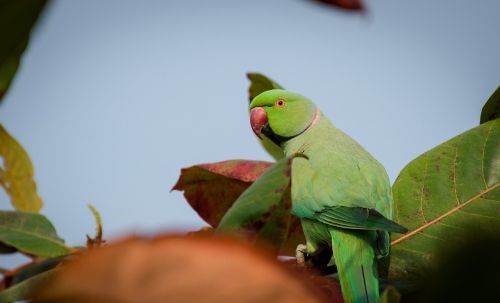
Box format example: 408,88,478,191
283,113,396,303
283,113,394,222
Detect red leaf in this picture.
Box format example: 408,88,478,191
312,0,364,11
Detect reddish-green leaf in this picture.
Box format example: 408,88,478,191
172,160,273,226
173,159,304,256
216,156,304,255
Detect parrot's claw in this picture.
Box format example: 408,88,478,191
295,244,308,266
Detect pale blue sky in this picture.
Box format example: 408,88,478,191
1,0,499,266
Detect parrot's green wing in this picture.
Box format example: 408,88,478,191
314,206,407,233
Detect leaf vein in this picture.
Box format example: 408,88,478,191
391,182,500,246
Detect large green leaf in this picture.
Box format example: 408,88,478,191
0,211,72,257
0,0,48,101
0,124,43,212
389,118,500,280
0,268,56,303
481,86,500,124
216,155,303,255
246,72,285,160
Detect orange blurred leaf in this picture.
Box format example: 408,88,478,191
33,235,330,303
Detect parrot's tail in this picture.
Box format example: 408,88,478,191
330,228,379,303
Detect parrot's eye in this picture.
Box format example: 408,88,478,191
275,98,286,108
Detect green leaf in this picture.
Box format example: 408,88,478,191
0,0,48,101
0,268,56,303
0,211,73,258
389,118,500,280
246,72,283,103
86,203,104,248
246,73,285,160
216,155,303,255
12,257,63,285
481,86,500,124
0,124,43,212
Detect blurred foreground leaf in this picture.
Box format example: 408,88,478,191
0,0,48,101
0,124,43,212
480,86,500,124
33,235,328,303
217,155,305,255
390,118,500,280
247,72,285,160
0,268,55,303
0,211,72,257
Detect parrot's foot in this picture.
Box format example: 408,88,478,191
295,244,309,266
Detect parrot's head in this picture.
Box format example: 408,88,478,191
249,89,319,146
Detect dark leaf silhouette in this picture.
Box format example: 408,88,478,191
480,86,500,124
0,0,47,101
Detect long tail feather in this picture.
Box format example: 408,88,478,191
330,228,379,303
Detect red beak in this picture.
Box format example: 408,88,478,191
250,107,268,138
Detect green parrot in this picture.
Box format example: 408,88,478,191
249,89,407,303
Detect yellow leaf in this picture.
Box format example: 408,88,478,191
0,124,43,212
